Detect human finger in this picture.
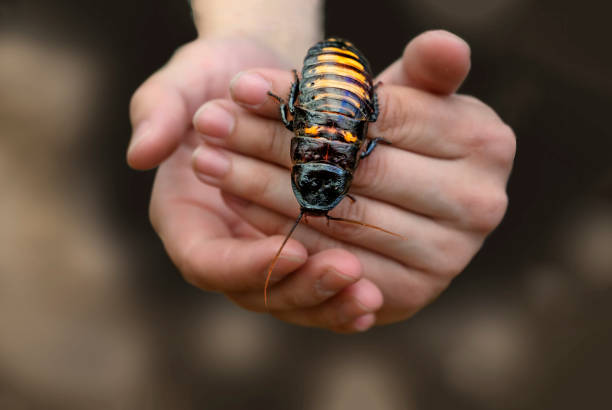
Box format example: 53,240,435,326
177,235,309,293
128,38,285,170
370,87,516,162
193,98,509,226
227,30,470,126
229,68,296,119
200,85,512,169
350,141,511,232
376,30,471,94
193,99,292,169
128,73,191,170
191,142,483,276
220,189,478,280
148,142,308,293
272,279,384,332
227,248,361,312
191,141,433,271
152,193,308,292
221,193,458,325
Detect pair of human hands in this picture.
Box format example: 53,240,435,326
128,31,515,332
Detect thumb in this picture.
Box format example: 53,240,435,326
127,75,190,170
376,30,471,95
127,38,286,170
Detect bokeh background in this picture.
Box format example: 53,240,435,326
1,0,611,409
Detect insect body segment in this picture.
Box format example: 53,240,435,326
300,38,375,121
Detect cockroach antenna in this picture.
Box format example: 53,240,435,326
263,210,407,308
325,215,407,239
264,210,304,308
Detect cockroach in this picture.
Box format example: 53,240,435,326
265,38,403,306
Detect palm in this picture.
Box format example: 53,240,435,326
153,130,259,243
148,39,288,263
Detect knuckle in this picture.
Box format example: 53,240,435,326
494,123,517,165
129,83,148,122
374,87,410,139
462,122,495,152
373,88,397,135
456,94,500,119
459,187,509,232
327,200,372,241
431,234,478,277
429,237,464,277
468,121,517,167
396,95,431,148
266,124,291,165
373,86,434,151
175,244,213,291
352,145,388,190
454,96,514,157
175,239,234,293
430,255,462,278
264,124,280,155
237,115,291,168
241,167,274,199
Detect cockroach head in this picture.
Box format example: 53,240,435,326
291,163,351,214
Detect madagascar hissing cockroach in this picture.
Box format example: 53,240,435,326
265,37,404,306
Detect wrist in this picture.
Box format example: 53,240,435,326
190,0,323,66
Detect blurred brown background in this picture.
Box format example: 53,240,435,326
1,0,611,409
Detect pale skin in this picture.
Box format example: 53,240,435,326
128,2,515,332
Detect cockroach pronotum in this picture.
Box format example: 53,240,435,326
265,38,404,306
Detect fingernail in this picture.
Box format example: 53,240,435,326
275,240,307,264
192,145,230,184
352,313,376,332
230,71,271,108
335,283,381,326
353,282,383,313
128,120,151,155
193,102,235,138
315,267,358,298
